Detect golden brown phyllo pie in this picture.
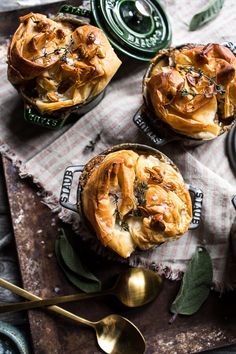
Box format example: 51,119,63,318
8,12,121,114
81,149,192,258
144,44,236,140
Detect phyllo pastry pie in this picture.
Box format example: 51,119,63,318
8,12,121,114
144,43,236,140
81,149,192,258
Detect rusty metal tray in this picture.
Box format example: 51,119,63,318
2,156,236,354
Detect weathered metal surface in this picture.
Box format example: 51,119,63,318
2,156,236,354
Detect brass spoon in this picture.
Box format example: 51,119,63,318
0,277,146,354
0,268,162,313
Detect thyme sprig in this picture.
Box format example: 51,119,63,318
113,209,130,232
134,181,148,206
179,88,204,100
33,38,75,63
118,220,130,232
109,193,130,231
132,209,143,217
110,193,119,216
110,193,119,206
109,180,149,232
84,131,102,152
178,65,226,97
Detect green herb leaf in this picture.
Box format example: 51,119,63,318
177,66,225,96
170,247,213,316
132,209,142,217
134,180,148,206
59,230,99,282
215,84,226,94
181,88,189,97
55,240,98,292
189,0,224,31
84,132,102,152
119,220,130,232
55,230,101,293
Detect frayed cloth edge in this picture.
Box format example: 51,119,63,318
1,142,235,293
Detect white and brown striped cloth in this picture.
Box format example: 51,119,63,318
0,0,236,289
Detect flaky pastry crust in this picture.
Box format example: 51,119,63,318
8,12,121,114
144,44,236,140
81,149,192,258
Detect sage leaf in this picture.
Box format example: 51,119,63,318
59,229,100,283
55,240,97,292
189,0,224,31
170,247,213,316
55,230,101,293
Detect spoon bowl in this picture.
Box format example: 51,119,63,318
0,268,163,313
0,278,146,354
113,268,162,307
95,314,145,354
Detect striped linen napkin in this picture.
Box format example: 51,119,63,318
0,0,63,12
0,0,236,289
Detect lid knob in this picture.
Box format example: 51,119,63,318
120,0,153,33
135,0,152,17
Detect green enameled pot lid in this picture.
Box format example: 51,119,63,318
91,0,172,61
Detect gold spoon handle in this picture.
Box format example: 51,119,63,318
0,290,109,314
0,278,94,328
